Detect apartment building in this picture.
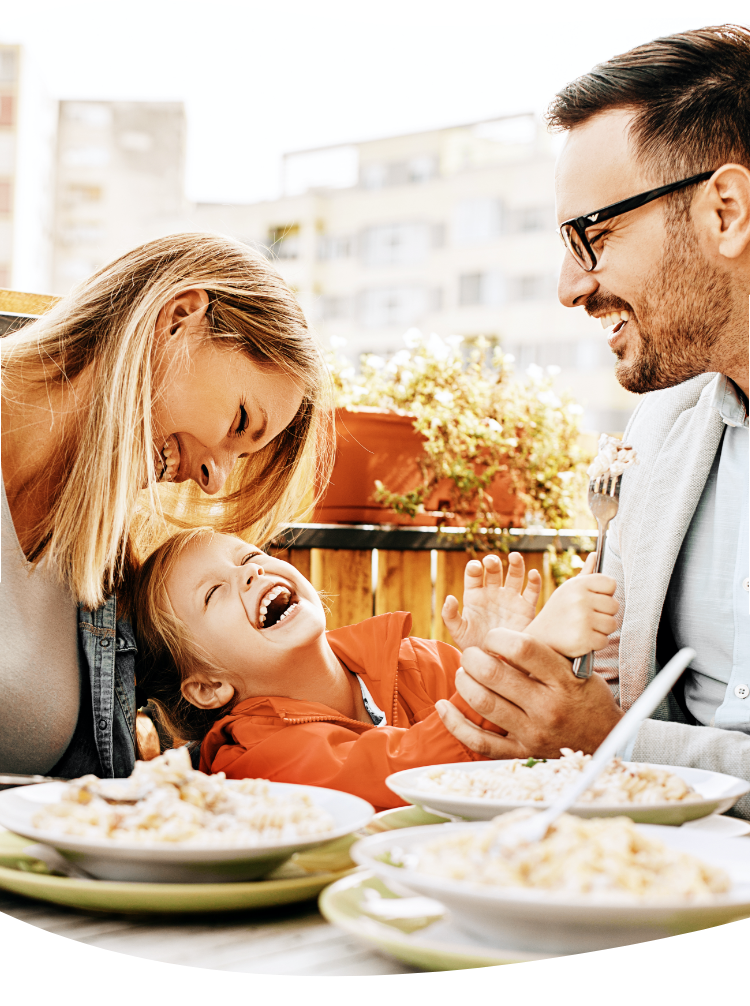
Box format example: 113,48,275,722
43,102,636,434
191,115,638,433
51,100,187,293
0,45,19,289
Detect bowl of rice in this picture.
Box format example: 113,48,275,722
386,750,750,824
0,749,373,883
351,811,750,953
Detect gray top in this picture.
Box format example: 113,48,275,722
0,472,81,773
667,377,749,728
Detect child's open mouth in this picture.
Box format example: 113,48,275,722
257,582,299,629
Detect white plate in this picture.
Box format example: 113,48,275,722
0,781,373,884
352,823,750,954
386,761,750,824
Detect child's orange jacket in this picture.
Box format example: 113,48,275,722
199,612,491,810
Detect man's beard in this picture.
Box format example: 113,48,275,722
588,220,733,394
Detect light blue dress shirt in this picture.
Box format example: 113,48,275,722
666,376,750,729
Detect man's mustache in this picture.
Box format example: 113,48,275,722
583,292,633,318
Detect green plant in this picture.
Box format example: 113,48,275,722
546,541,595,587
327,331,588,549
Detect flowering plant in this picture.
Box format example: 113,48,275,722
327,330,588,548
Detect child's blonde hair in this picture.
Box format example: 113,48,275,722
1,232,333,609
132,527,227,742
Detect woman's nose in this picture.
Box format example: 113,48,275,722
197,453,234,495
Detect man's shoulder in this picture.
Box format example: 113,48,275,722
624,373,720,448
623,370,715,432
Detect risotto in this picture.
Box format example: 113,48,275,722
406,811,730,902
33,748,336,847
415,750,702,806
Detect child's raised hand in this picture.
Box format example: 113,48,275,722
441,552,541,651
526,553,618,658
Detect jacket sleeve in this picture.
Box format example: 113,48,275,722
209,712,483,811
631,719,750,820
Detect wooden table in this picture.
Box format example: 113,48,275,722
0,887,417,976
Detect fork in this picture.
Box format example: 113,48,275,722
572,473,621,679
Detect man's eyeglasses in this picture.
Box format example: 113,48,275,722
558,170,716,272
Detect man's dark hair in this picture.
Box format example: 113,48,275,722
547,24,750,183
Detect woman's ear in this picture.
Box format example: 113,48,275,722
181,673,235,710
156,288,210,340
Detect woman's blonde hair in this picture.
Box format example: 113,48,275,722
133,527,226,742
1,233,332,609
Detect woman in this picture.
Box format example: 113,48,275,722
0,232,331,779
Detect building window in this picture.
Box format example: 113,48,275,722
267,224,300,260
360,223,431,267
512,206,554,232
458,271,506,307
0,96,14,128
453,198,504,244
358,285,431,328
0,180,11,214
360,156,437,190
512,274,557,302
320,295,353,321
317,234,353,260
0,49,18,84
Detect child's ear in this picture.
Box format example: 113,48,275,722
181,674,235,710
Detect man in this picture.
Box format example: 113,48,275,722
436,24,750,811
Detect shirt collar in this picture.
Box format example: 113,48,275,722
710,375,749,429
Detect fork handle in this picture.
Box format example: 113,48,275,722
572,516,611,679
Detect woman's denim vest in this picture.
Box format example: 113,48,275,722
51,596,137,779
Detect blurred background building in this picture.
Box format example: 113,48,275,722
5,52,638,434
0,43,19,290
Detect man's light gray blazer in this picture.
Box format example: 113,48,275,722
597,372,750,816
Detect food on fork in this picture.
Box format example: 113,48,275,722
415,749,702,805
587,434,638,479
32,748,336,847
404,811,729,901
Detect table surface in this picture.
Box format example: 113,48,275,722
0,887,418,976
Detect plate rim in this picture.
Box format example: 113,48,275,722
385,761,750,816
0,780,374,863
319,869,560,969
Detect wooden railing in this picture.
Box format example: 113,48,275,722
271,525,594,642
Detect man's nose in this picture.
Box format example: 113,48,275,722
558,251,599,309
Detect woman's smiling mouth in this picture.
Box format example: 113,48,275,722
158,434,181,482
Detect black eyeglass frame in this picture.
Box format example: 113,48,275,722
558,170,716,272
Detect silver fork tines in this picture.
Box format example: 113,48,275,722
572,473,621,679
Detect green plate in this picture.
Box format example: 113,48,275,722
319,870,558,971
366,805,452,832
0,830,357,914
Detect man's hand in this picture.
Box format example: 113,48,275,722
436,628,623,758
442,552,541,652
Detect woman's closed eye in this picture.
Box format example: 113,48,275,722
240,551,264,565
204,583,222,606
231,402,249,438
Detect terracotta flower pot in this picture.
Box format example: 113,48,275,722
313,408,524,527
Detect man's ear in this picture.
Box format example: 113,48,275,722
696,164,750,262
181,674,235,710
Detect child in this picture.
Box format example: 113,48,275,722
134,530,617,810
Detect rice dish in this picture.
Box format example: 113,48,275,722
588,434,638,479
415,749,702,806
406,811,730,902
32,748,336,847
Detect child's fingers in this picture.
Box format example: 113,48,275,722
503,552,526,593
522,568,542,608
481,553,504,586
580,552,597,574
441,594,461,632
463,558,484,591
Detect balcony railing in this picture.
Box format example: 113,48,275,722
271,524,595,641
